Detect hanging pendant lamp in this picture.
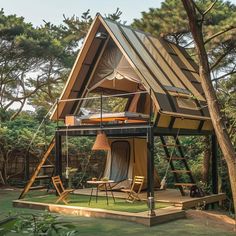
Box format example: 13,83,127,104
92,93,110,151
92,131,110,151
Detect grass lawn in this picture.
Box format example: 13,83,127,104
24,193,167,213
0,188,44,221
0,188,235,236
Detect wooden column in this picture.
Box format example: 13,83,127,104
211,134,218,194
55,131,62,178
147,126,156,216
147,127,154,198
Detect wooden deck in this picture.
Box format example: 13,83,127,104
74,188,226,209
13,188,226,226
13,199,185,226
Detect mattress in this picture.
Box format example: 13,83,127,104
80,112,149,124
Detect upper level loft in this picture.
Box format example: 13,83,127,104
50,14,213,133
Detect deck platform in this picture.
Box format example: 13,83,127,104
13,188,225,226
74,188,226,209
13,199,185,226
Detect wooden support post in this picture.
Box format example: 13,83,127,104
55,131,62,178
211,134,218,194
147,127,154,197
56,99,59,129
147,126,155,216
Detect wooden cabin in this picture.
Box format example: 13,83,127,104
20,15,223,208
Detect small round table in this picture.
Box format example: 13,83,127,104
87,180,115,205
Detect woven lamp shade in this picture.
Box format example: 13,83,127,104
92,131,111,151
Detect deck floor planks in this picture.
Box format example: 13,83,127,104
74,188,226,209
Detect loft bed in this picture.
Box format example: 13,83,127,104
65,112,149,126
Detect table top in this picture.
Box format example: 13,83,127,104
87,180,114,184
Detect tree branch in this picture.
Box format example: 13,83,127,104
10,99,26,120
204,26,236,44
191,0,203,15
183,39,194,48
203,1,217,16
212,70,236,82
210,47,235,71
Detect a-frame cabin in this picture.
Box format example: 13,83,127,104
20,14,219,203
51,14,212,129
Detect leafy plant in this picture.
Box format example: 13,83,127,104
2,212,78,236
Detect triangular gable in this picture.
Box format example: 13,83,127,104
50,14,210,122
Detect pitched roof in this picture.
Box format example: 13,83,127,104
50,14,210,122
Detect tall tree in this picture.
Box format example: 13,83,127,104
0,9,94,118
181,0,236,212
0,10,73,118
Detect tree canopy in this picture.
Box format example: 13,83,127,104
0,9,94,118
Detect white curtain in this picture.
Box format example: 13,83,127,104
88,45,140,91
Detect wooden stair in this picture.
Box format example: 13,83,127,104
41,165,54,168
160,135,195,196
29,185,46,190
19,138,55,199
35,175,52,180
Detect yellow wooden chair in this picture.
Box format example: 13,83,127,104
121,176,145,203
51,176,74,204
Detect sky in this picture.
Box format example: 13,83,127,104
0,0,162,26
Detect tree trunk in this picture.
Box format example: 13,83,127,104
202,136,210,184
182,0,236,212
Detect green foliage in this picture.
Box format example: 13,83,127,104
0,110,55,182
105,8,123,22
62,9,92,44
1,212,77,235
217,75,236,146
133,0,189,44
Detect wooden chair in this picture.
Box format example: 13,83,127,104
121,176,145,203
51,176,74,204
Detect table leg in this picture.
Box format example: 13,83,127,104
96,184,99,203
89,187,94,205
105,183,109,205
109,183,115,203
